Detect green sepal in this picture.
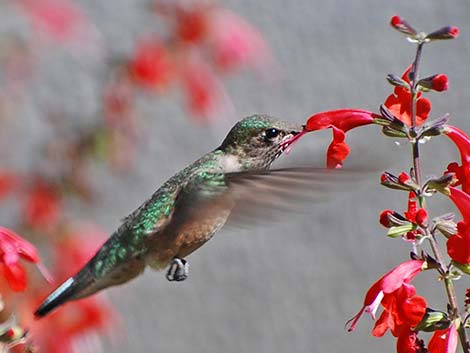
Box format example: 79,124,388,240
452,260,470,275
415,308,451,332
382,126,408,138
387,223,416,238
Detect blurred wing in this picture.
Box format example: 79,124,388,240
223,167,371,227
164,167,373,231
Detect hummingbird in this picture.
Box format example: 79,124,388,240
35,114,338,318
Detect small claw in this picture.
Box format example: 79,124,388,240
166,258,189,282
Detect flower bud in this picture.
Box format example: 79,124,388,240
379,209,410,228
426,26,459,41
390,15,417,37
398,172,411,184
418,74,449,92
380,209,394,228
415,208,428,227
432,74,449,91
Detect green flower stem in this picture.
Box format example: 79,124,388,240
409,40,470,352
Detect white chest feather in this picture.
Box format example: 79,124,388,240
219,154,242,173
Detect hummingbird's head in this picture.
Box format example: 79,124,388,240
219,114,304,169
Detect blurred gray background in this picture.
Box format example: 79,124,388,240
2,0,470,352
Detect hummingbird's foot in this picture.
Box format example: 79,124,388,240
166,258,189,282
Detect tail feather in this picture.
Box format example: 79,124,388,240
34,269,94,318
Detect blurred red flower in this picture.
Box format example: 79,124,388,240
17,0,86,41
209,10,271,72
0,172,17,200
182,59,223,119
24,180,61,230
22,224,119,353
0,226,40,291
305,109,377,168
177,8,209,43
384,66,431,127
130,39,174,89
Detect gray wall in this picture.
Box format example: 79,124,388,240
2,1,470,352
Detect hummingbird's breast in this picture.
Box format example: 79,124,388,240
144,150,238,270
145,200,231,270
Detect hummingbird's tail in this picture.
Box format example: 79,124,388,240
34,267,95,318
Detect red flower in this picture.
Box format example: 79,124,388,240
396,330,423,353
305,109,377,168
24,180,61,230
431,74,449,92
446,187,470,264
371,283,427,337
130,39,174,89
444,125,470,194
428,325,458,353
384,67,432,127
347,260,425,332
0,226,40,291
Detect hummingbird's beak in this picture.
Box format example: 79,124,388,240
280,127,309,155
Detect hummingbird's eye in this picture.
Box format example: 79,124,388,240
263,128,280,140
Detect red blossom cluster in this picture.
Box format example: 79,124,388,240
105,1,272,122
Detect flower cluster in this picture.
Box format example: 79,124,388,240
300,15,468,353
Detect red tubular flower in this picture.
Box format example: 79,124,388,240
347,260,425,332
305,109,378,168
0,226,40,291
428,325,458,353
444,125,470,194
384,66,432,127
446,187,470,264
